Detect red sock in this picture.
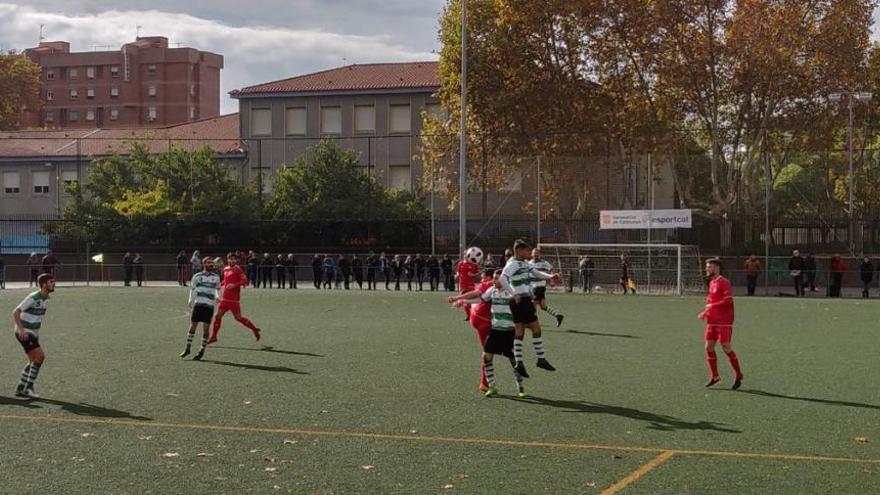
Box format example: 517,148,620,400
238,316,259,335
725,350,743,379
479,363,488,389
210,316,222,339
464,304,471,319
705,350,719,379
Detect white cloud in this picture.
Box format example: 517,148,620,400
0,3,439,114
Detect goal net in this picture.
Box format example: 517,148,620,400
538,243,705,295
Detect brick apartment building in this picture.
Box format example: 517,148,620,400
23,36,223,129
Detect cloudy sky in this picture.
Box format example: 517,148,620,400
0,1,446,114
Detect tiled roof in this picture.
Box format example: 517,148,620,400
0,114,241,159
231,61,439,97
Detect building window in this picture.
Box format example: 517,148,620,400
320,106,342,134
285,107,307,135
3,172,20,194
62,170,79,186
110,87,119,97
148,107,157,121
69,67,78,79
45,111,54,122
86,110,95,121
46,69,55,80
354,105,375,133
87,66,95,79
251,108,272,136
69,110,79,121
110,65,119,77
86,88,95,99
33,171,50,194
389,165,412,190
147,64,157,75
110,108,119,121
148,85,157,97
69,89,78,100
47,89,54,101
389,104,411,133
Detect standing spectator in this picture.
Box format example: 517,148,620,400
743,254,761,296
500,248,514,267
287,254,298,288
804,253,818,292
404,255,415,290
41,250,59,277
414,254,426,291
484,253,495,269
260,253,274,288
392,255,403,290
123,252,134,287
427,255,441,291
176,250,188,286
860,256,874,298
322,255,336,289
276,254,287,288
366,252,378,290
441,255,454,291
579,257,595,293
379,252,391,290
27,253,40,287
0,255,5,289
311,254,323,289
246,251,259,286
134,253,145,287
351,254,364,289
339,254,352,290
190,250,203,278
620,255,635,295
788,250,805,297
830,254,846,297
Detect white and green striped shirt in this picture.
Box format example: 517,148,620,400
480,287,515,331
530,259,554,288
189,271,221,307
501,257,553,296
15,291,49,335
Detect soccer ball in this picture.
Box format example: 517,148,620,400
465,246,484,264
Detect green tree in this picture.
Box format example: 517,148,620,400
0,52,42,130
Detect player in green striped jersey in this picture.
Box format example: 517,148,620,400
181,257,221,361
530,248,564,327
12,273,55,398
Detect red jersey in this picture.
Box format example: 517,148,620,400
457,261,479,291
705,275,734,325
221,265,248,302
470,280,494,324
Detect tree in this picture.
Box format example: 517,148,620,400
0,52,42,130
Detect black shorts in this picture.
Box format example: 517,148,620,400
533,287,547,301
484,329,514,357
510,296,537,325
191,304,215,324
16,331,40,353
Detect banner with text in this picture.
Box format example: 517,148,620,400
599,209,692,230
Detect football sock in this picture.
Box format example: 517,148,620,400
705,350,719,378
238,316,259,334
513,368,525,393
210,317,222,339
25,363,41,389
513,339,524,364
544,306,561,317
479,363,488,389
484,360,495,388
724,349,743,378
17,364,31,389
199,336,209,351
184,333,194,349
532,338,546,360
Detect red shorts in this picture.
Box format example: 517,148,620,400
217,300,241,313
704,325,733,344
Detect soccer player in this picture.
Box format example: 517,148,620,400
181,257,221,360
529,248,564,327
500,239,561,378
208,252,261,343
698,258,743,390
456,253,480,319
448,267,496,392
12,273,55,398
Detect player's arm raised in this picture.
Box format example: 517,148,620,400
530,267,562,286
448,288,481,304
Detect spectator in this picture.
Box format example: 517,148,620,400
322,255,336,289
392,255,403,290
620,255,635,295
484,253,495,269
134,253,145,287
404,255,415,290
260,253,274,288
501,248,514,267
829,254,846,298
743,254,761,296
380,252,391,290
366,252,378,290
190,250,203,276
427,255,441,291
0,255,5,289
42,250,59,277
351,254,364,289
287,254,298,289
441,255,454,291
175,250,188,286
804,253,817,292
312,254,323,289
788,250,805,297
276,254,287,289
414,254,426,291
860,256,874,298
338,254,351,290
246,251,260,285
123,252,134,287
579,256,595,293
27,252,40,287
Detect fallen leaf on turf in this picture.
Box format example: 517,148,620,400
855,437,869,444
457,474,469,479
409,430,418,434
243,401,252,405
264,457,276,463
283,439,298,445
265,467,278,472
585,482,596,488
166,393,180,397
442,484,454,490
138,436,152,441
320,410,329,414
196,453,213,458
361,465,375,470
80,433,94,438
249,449,259,453
273,486,281,490
161,452,180,458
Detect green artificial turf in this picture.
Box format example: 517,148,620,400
0,288,877,494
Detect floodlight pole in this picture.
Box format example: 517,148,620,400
458,0,468,256
847,94,854,254
536,155,542,244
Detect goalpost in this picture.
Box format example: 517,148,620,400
538,243,704,295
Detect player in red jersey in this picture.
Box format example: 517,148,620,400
456,255,480,319
449,268,496,391
208,252,261,343
698,258,743,390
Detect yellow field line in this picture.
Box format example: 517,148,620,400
600,450,675,495
1,414,878,466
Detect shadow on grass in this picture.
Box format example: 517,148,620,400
0,396,153,420
212,345,324,357
0,396,42,409
737,389,880,410
501,395,741,433
201,359,309,375
546,329,640,339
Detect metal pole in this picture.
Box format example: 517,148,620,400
647,153,652,294
536,155,541,244
764,132,771,296
848,95,854,254
458,0,468,255
431,174,436,256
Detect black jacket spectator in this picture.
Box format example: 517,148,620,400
789,251,805,297
860,258,874,298
123,252,134,286
441,255,454,291
351,255,364,289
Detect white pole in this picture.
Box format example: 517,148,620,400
676,244,682,296
847,94,854,254
536,155,541,244
458,0,468,256
647,153,652,293
431,174,436,256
